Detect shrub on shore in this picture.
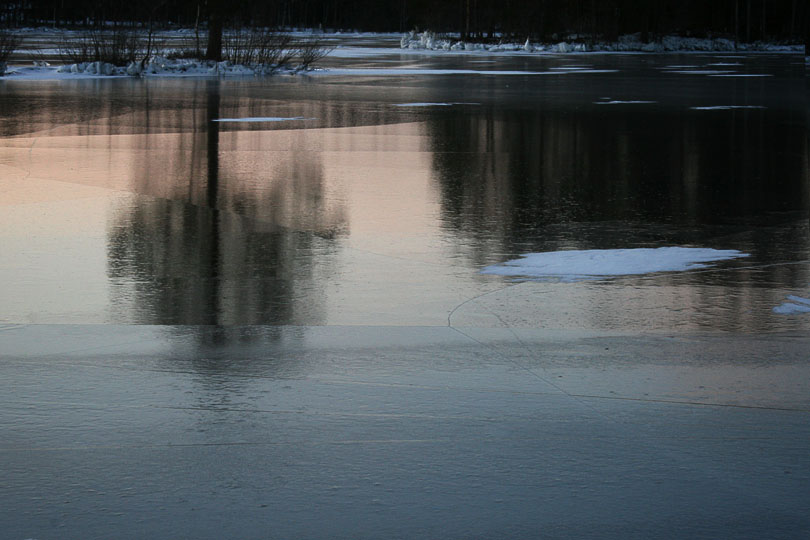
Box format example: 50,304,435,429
0,29,22,75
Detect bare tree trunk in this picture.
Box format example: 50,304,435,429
801,0,809,57
761,0,765,42
206,0,224,61
734,0,739,48
195,3,201,57
465,0,470,40
805,6,809,57
745,0,751,42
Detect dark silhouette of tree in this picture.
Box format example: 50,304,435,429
4,0,806,43
205,0,224,61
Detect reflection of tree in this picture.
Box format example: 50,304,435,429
107,79,346,326
426,101,810,332
429,104,810,262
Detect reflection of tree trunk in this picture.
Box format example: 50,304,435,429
107,84,346,327
205,80,221,327
206,81,220,210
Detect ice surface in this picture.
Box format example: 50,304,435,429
594,100,657,105
212,117,312,123
773,295,810,315
690,106,766,110
669,70,737,75
710,73,773,77
394,102,479,107
313,68,619,76
481,247,749,281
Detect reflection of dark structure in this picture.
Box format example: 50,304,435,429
107,80,346,326
427,92,810,333
429,101,810,263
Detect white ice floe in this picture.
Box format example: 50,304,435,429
668,70,737,75
212,117,312,123
690,105,766,110
313,67,618,76
481,247,749,282
710,73,773,77
394,102,479,107
773,295,810,315
594,100,657,105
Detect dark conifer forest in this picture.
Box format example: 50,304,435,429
1,1,807,45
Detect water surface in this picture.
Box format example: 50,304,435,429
1,51,808,331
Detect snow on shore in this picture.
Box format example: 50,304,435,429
481,247,749,282
401,30,803,54
2,55,309,80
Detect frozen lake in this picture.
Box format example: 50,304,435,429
2,42,810,538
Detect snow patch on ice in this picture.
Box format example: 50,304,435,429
595,100,657,105
549,66,594,71
710,73,773,77
690,105,766,110
669,70,737,75
395,102,479,107
481,247,749,282
773,295,810,315
212,117,312,123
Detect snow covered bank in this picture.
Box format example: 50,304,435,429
2,55,311,80
401,30,803,54
481,247,749,282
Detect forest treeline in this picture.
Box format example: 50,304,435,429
2,0,808,43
